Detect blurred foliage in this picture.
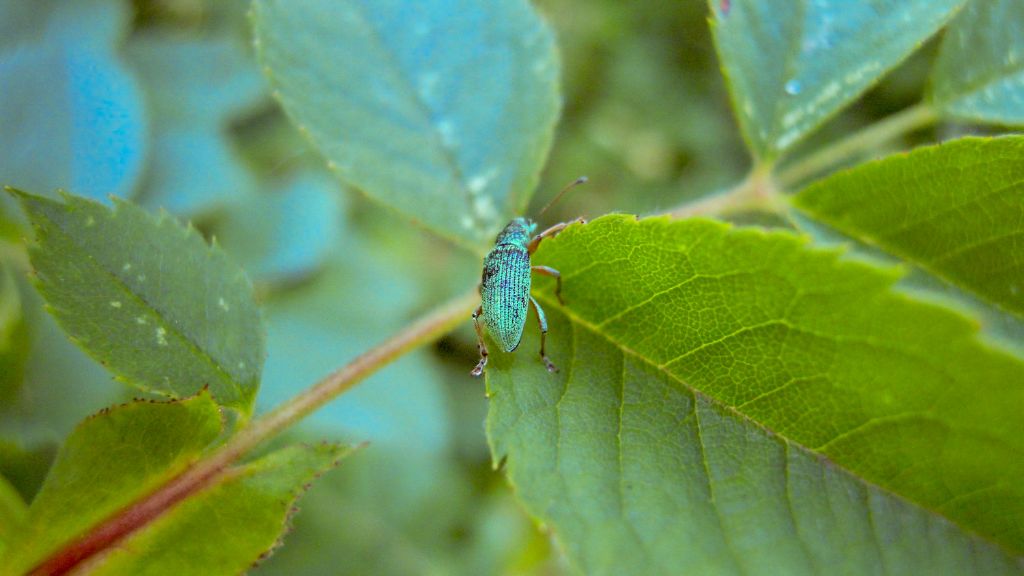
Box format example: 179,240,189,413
2,0,1013,574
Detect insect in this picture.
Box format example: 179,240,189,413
471,177,588,377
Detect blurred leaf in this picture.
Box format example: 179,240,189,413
0,0,146,202
0,263,27,402
0,277,123,446
84,443,350,576
709,0,965,159
929,0,1024,125
259,242,450,453
257,447,556,576
127,34,265,215
0,392,223,575
795,136,1024,318
487,215,1024,573
0,440,55,504
11,190,264,412
0,474,26,556
251,0,560,249
216,171,341,284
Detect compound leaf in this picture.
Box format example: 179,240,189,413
794,136,1024,319
83,443,350,576
0,392,223,575
930,0,1024,125
10,189,264,412
251,0,560,250
487,215,1024,574
710,0,965,159
0,392,350,575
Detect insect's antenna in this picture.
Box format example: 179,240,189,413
538,176,588,217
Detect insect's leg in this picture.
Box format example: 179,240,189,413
529,296,558,373
527,217,586,254
471,305,489,377
531,265,564,305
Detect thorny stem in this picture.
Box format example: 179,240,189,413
668,103,938,219
30,288,479,576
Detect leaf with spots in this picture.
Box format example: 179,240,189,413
794,136,1024,319
929,0,1024,126
8,188,264,413
487,215,1024,574
0,392,351,575
710,0,966,160
251,0,560,250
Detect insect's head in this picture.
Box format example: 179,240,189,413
495,217,534,247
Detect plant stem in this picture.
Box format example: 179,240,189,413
668,163,781,219
31,288,479,576
666,104,938,220
776,103,937,188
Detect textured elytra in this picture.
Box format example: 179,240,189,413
481,244,531,352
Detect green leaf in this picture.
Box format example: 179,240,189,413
0,440,55,505
251,0,560,249
0,263,28,403
83,443,349,576
793,136,1024,319
10,189,264,412
710,0,965,159
0,0,146,202
0,475,26,556
487,215,1024,574
929,0,1024,125
127,34,265,215
0,392,223,575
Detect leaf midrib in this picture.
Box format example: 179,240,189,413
346,0,483,233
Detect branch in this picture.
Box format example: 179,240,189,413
29,288,479,576
776,103,937,188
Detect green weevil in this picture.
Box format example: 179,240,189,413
471,177,588,377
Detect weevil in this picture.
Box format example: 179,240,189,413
471,177,588,377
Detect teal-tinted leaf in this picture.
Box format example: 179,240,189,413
929,0,1024,125
487,216,1024,573
84,443,350,576
0,0,146,202
127,35,265,215
710,0,965,159
216,171,341,284
0,392,223,575
260,244,450,452
794,136,1024,319
0,263,27,402
11,190,264,412
251,0,560,249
